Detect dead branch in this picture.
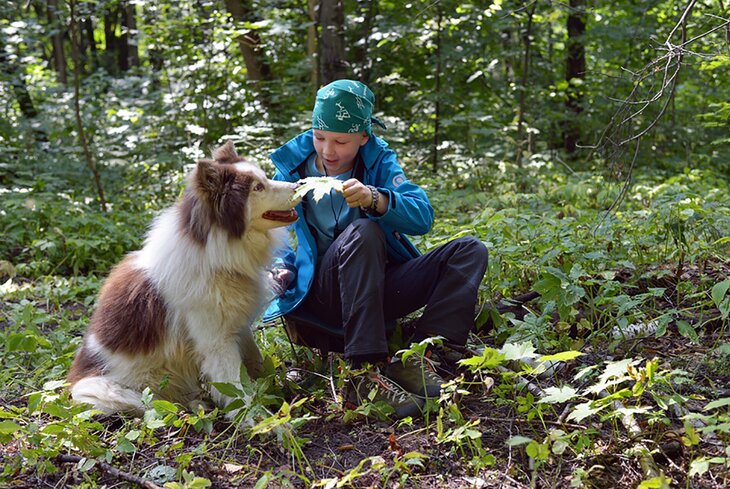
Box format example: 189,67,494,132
588,1,730,222
56,454,162,489
600,391,662,480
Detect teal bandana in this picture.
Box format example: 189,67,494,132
311,79,387,136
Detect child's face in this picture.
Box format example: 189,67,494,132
312,129,369,175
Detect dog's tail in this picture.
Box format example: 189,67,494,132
70,377,145,415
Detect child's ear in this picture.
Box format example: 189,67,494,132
360,133,370,146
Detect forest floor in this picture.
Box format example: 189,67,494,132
2,259,728,489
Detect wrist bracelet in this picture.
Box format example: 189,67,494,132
362,185,379,214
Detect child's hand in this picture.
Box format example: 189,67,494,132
270,268,294,296
342,179,373,209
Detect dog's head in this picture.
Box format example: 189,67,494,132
180,141,300,244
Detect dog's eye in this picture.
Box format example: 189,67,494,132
254,183,265,192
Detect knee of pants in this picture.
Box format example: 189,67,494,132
342,218,385,252
455,236,488,267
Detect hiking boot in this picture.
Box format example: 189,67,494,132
385,354,445,398
344,368,425,419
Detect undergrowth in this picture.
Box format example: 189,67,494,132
1,147,729,488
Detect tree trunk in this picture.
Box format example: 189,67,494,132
514,3,536,168
0,57,37,120
353,0,377,84
125,3,140,67
117,2,130,72
83,16,98,71
224,0,272,81
69,0,108,212
319,0,347,83
47,0,68,84
103,5,120,75
563,0,586,154
431,4,443,174
307,0,319,90
223,0,273,106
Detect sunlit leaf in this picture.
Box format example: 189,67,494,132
500,341,538,361
703,397,730,411
567,401,602,422
293,177,344,203
539,386,579,404
539,351,583,362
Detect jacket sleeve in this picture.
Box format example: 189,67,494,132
369,148,434,236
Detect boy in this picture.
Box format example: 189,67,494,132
264,79,487,418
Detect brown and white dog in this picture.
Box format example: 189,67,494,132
67,141,299,416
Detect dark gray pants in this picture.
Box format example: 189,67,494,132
299,219,488,359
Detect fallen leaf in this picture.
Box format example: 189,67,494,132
223,463,244,474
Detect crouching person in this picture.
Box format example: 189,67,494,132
264,79,488,418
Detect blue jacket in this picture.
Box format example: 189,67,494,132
262,130,434,322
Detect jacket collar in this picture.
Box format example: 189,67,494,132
270,129,386,176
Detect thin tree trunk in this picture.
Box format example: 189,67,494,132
0,31,47,142
118,2,130,72
0,54,38,119
718,0,730,57
83,17,97,72
69,0,107,212
104,6,119,75
125,2,139,67
563,0,586,153
47,0,68,84
319,0,347,83
431,4,443,174
515,3,536,168
308,0,319,90
354,0,377,84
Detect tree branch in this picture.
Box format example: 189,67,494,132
56,454,163,489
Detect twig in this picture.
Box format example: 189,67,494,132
287,365,339,404
587,0,730,221
497,366,546,399
600,391,661,480
56,454,162,489
478,415,586,430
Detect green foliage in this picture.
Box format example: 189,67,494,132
1,0,729,486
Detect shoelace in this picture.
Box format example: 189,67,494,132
366,374,411,404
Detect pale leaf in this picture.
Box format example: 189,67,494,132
294,177,344,203
539,385,579,404
567,401,602,422
500,341,538,361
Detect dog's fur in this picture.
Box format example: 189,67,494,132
67,141,299,416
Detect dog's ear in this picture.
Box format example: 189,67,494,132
212,140,243,165
194,159,221,198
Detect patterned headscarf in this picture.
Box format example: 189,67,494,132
311,79,387,136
